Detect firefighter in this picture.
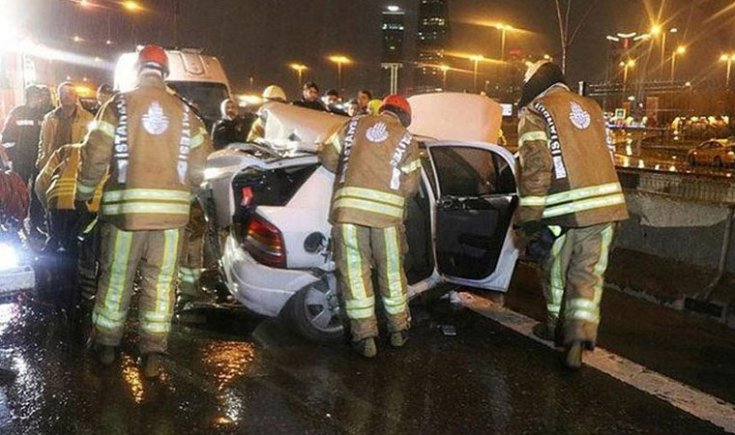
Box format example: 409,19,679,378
1,85,45,184
320,95,421,358
76,44,211,377
37,82,93,170
246,85,287,142
515,61,628,369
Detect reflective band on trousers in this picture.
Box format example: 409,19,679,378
103,189,191,204
102,202,191,215
333,198,403,218
335,186,405,207
383,227,407,316
521,182,623,207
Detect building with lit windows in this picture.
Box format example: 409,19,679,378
381,5,405,95
415,0,449,92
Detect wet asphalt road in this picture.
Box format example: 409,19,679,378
0,268,729,435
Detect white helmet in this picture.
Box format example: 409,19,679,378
262,85,286,102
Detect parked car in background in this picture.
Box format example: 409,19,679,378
202,95,520,342
686,139,735,167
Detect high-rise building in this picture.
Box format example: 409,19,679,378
415,0,449,92
381,5,405,95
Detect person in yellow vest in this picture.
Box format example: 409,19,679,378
35,143,104,255
320,95,421,358
515,61,628,369
76,45,212,377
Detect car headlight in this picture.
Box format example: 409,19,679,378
0,243,20,270
728,151,734,157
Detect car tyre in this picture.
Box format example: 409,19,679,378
687,155,696,166
714,156,723,168
285,275,345,343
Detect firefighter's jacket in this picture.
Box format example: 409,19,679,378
37,104,93,169
517,84,628,228
76,74,212,231
35,144,104,212
320,112,421,228
1,104,44,174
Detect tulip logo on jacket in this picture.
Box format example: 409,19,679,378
569,101,590,130
142,101,169,135
366,122,389,143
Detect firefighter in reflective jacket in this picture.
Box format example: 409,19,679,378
515,61,628,369
76,45,212,377
320,95,421,358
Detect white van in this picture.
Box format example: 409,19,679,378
114,48,232,128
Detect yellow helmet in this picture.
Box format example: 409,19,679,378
367,98,383,115
262,85,286,102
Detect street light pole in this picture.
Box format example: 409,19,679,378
670,45,685,82
470,55,483,93
290,63,307,87
720,54,735,89
440,64,449,90
329,56,351,92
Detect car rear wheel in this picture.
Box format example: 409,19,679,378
285,275,345,343
687,154,696,166
714,156,723,167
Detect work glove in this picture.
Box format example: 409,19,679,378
515,221,565,263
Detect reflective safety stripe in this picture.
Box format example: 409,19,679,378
346,305,375,320
335,186,405,207
567,298,597,311
542,193,626,219
593,225,614,305
94,228,133,332
334,198,403,218
102,202,191,215
139,321,171,334
519,131,549,145
345,298,375,310
566,309,600,324
383,226,406,316
400,159,422,174
88,120,115,138
155,229,179,313
77,182,97,196
520,182,623,208
103,189,191,203
342,224,367,300
547,233,567,317
190,133,205,149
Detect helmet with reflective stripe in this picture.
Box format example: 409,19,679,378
380,94,412,127
137,44,169,76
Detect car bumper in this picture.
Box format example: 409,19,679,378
221,235,322,317
0,265,35,300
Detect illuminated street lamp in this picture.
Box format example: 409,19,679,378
123,1,142,12
619,59,635,92
720,53,735,88
650,25,678,79
440,64,450,90
670,45,685,82
290,63,307,87
494,23,513,61
470,54,483,92
328,55,351,91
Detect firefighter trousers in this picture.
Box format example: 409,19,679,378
178,202,205,298
92,223,184,354
541,222,615,347
333,223,410,342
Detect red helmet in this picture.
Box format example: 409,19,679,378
380,95,411,116
137,44,169,75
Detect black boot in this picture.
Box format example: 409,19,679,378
563,341,583,370
141,353,165,378
94,343,116,366
352,338,377,358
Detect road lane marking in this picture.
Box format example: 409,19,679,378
456,292,735,434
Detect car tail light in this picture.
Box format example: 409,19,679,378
242,214,286,268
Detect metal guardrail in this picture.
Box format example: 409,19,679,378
618,168,735,205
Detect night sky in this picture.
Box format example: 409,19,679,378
12,0,735,98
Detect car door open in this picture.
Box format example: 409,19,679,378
426,142,520,291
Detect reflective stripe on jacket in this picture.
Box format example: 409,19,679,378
77,74,212,230
35,144,104,211
517,85,628,227
319,112,421,228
